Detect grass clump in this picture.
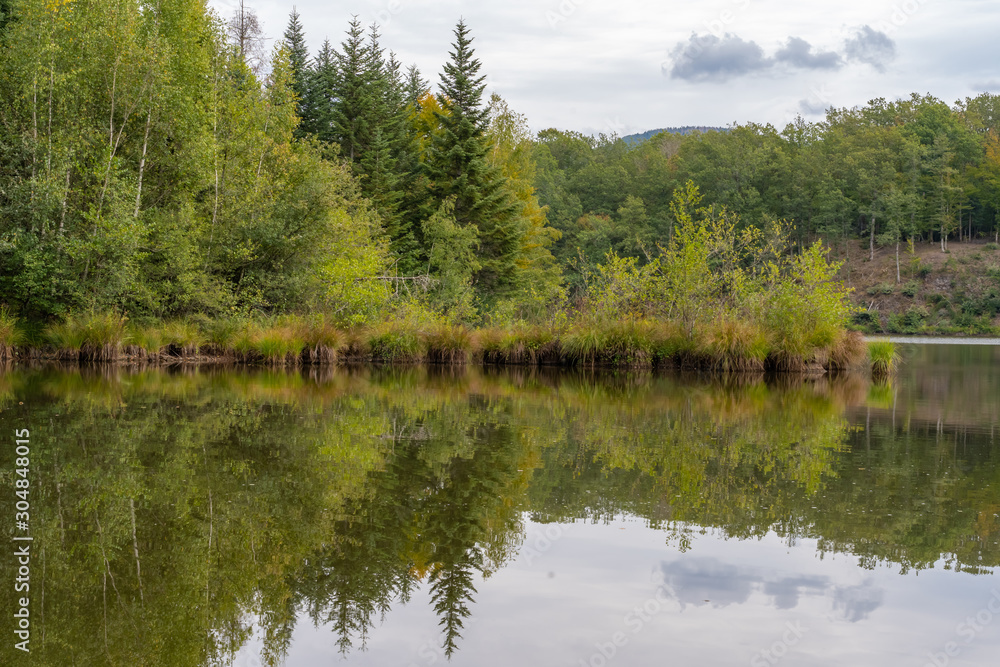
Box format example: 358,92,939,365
0,306,25,360
46,312,128,361
828,330,868,370
127,326,165,358
424,323,474,364
366,323,425,363
701,318,769,372
868,340,899,376
250,322,306,365
162,320,203,357
301,316,344,364
479,325,559,365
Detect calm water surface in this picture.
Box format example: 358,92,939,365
1,344,999,666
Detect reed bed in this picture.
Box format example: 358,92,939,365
18,310,875,374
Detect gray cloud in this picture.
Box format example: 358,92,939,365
668,33,771,82
669,33,847,83
658,557,886,619
776,37,842,70
844,25,896,72
798,98,831,116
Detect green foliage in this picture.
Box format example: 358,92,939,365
887,305,929,334
901,281,920,297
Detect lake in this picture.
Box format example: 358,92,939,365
1,343,999,666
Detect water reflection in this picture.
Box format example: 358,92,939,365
0,359,996,665
658,558,884,622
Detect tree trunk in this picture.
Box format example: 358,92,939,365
130,498,144,603
134,109,152,218
869,215,876,261
896,236,902,285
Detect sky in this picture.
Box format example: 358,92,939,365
207,0,1000,137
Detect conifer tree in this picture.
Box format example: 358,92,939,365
331,17,369,162
301,39,337,141
425,20,523,298
283,8,310,132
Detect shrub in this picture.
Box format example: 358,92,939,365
901,281,920,298
985,242,999,251
887,305,928,334
850,310,881,333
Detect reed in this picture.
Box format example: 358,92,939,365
480,325,560,365
251,324,306,365
301,318,344,364
424,324,474,364
366,323,425,363
701,318,769,373
868,340,899,376
46,312,128,361
827,330,868,370
0,306,24,360
162,320,203,357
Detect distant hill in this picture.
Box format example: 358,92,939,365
622,126,726,145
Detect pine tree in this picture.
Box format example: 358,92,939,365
425,20,523,299
283,8,310,132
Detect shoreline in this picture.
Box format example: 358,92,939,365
865,335,1000,346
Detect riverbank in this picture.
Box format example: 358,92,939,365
0,313,875,373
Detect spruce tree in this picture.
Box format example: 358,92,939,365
331,17,369,162
301,39,337,141
283,7,310,125
425,20,523,298
404,64,429,108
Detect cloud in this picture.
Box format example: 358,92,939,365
844,25,896,72
667,33,771,82
798,98,831,116
775,37,842,70
668,33,846,83
972,80,1000,92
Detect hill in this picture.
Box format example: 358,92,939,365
834,239,1000,336
622,126,726,145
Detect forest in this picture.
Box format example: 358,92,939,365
2,0,998,365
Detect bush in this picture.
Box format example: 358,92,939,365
851,310,881,333
985,242,999,251
901,281,920,298
886,305,928,334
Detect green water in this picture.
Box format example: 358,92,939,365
1,345,999,666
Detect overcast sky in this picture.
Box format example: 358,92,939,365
208,0,1000,137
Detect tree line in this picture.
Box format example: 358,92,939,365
534,93,1000,286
